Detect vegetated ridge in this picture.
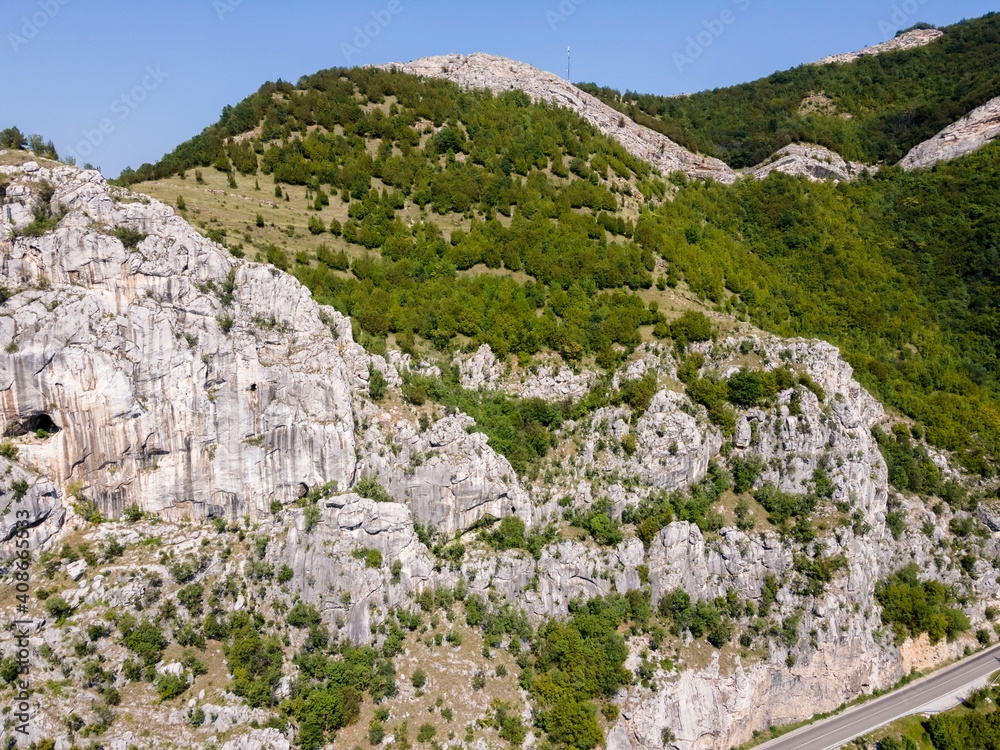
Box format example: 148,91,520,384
580,14,1000,167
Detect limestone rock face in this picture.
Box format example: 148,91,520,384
277,493,435,643
219,728,291,750
357,405,533,536
899,95,1000,170
0,162,357,525
455,343,504,390
810,28,943,65
0,457,64,555
743,143,876,183
377,53,738,184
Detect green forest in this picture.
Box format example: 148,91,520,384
640,149,1000,474
118,66,673,364
580,14,1000,167
107,14,1000,475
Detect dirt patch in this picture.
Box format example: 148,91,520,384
798,92,852,120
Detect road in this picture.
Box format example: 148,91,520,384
755,642,1000,750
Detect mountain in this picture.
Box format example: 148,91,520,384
580,13,1000,168
120,38,1000,475
808,27,943,66
377,53,737,184
2,150,996,750
2,14,1000,750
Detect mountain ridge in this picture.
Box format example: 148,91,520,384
377,53,739,184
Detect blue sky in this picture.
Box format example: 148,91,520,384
4,0,997,176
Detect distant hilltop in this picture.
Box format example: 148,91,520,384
810,27,943,65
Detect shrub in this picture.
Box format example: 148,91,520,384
368,365,387,402
156,671,189,700
356,475,393,503
304,505,321,532
411,668,427,689
416,723,435,742
288,603,322,628
123,503,144,522
876,564,970,643
44,597,74,623
114,226,147,249
122,619,168,665
178,583,204,616
669,310,713,343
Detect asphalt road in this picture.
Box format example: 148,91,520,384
755,642,1000,750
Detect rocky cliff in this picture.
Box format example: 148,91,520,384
1,160,357,523
810,28,943,66
899,95,1000,170
742,143,877,183
0,160,993,750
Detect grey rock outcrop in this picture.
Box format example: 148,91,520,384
220,729,291,750
743,143,876,183
377,53,738,184
455,343,504,390
277,492,434,643
357,405,532,535
899,95,1000,170
810,28,943,65
0,457,63,555
0,162,357,529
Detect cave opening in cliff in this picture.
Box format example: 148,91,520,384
4,412,60,437
25,413,59,435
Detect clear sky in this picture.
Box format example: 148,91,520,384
4,0,997,176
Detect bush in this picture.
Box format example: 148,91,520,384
669,310,713,343
876,564,970,643
123,503,144,522
355,475,393,503
44,596,74,623
288,603,322,628
487,515,526,550
114,226,147,250
178,583,204,616
416,723,435,742
226,620,284,707
122,619,168,665
156,672,189,700
368,365,387,402
304,505,321,532
411,668,427,689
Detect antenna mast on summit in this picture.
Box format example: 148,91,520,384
567,46,571,81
